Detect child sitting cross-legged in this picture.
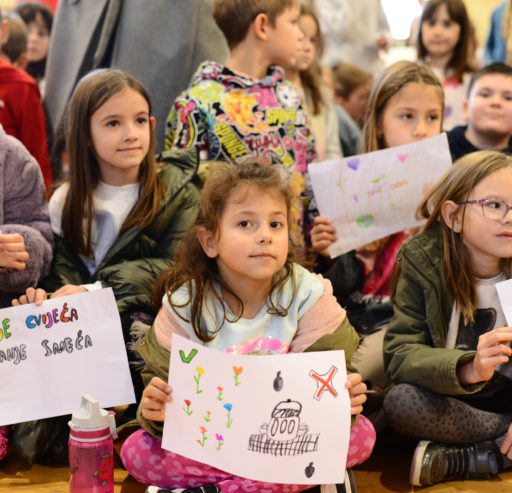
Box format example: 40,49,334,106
384,150,512,486
120,160,376,493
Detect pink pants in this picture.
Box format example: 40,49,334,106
120,415,375,492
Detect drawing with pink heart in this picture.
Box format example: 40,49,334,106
347,157,360,171
398,153,408,163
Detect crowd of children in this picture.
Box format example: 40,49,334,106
2,0,512,492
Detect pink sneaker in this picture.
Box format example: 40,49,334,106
0,426,9,460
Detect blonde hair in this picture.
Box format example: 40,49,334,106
417,151,512,322
361,61,444,153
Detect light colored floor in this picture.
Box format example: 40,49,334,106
2,448,512,493
1,422,511,493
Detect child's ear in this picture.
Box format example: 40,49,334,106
150,116,156,130
441,200,463,232
253,12,270,41
197,227,218,258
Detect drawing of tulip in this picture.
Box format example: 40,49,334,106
197,426,208,447
233,366,243,386
215,433,224,451
204,410,211,423
194,366,204,394
223,403,233,428
183,399,193,416
216,386,223,401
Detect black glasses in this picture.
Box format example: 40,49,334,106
459,198,512,221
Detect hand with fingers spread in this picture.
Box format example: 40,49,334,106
457,327,512,384
12,286,48,306
50,284,87,298
0,233,29,270
141,376,173,422
311,216,337,257
500,422,512,460
346,372,367,416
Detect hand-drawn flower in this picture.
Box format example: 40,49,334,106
183,399,193,416
204,410,212,423
194,367,204,394
223,403,233,428
215,433,224,451
216,386,223,401
233,366,243,386
197,426,208,447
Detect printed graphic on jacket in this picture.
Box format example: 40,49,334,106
166,61,318,251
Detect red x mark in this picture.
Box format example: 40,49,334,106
309,366,338,400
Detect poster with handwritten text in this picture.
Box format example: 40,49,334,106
162,334,351,484
309,133,452,257
0,288,135,425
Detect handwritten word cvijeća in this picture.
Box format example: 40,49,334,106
25,302,78,329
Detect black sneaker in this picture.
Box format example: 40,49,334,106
410,439,500,486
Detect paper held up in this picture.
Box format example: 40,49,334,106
162,334,351,485
309,133,453,257
0,288,135,426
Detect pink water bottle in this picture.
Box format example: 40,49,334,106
68,394,117,493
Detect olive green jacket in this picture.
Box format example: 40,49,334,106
384,224,496,396
41,148,200,317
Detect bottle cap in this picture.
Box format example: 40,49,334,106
68,394,117,438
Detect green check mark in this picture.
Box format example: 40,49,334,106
179,348,198,364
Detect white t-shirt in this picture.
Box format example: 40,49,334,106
446,272,512,378
49,181,140,280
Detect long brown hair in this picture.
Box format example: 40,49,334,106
153,159,296,342
298,4,324,115
417,0,472,83
414,151,512,322
61,69,164,257
361,60,444,153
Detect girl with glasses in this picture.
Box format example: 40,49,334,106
383,150,512,486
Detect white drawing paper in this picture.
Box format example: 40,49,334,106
490,278,512,379
0,288,135,425
162,334,351,485
309,133,453,257
496,278,512,326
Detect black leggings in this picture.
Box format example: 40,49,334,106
383,383,512,467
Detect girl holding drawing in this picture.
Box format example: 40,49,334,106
312,61,443,333
310,60,444,420
120,160,375,492
11,68,200,463
384,150,512,486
